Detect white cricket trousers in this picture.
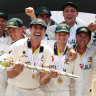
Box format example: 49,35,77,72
43,90,70,96
5,84,44,96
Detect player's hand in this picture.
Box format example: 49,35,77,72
68,48,77,61
13,64,24,74
87,22,96,32
48,69,60,78
25,7,36,20
7,64,24,78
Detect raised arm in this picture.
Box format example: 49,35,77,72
25,7,36,20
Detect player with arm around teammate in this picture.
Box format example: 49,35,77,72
71,26,96,96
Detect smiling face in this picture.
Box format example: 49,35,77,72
7,26,24,42
76,32,91,49
30,24,46,41
55,32,69,45
0,17,7,36
63,5,78,25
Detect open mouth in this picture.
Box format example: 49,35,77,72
11,36,15,38
67,17,72,20
10,35,16,39
35,33,41,36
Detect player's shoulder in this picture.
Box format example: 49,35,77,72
76,17,87,27
88,46,96,56
41,40,53,53
88,45,96,50
10,38,28,49
41,40,50,49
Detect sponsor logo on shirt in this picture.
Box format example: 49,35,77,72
84,64,92,70
49,65,56,69
88,57,92,62
21,51,28,57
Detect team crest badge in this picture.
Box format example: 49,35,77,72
64,59,69,64
0,13,4,15
88,57,92,62
61,26,66,30
37,19,42,23
43,9,47,12
80,28,86,31
9,22,14,26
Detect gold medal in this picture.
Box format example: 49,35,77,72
32,74,36,79
58,78,63,83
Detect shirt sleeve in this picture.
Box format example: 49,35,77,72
92,54,96,79
73,61,83,96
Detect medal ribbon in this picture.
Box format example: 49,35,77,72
28,45,43,74
67,23,78,45
81,48,88,70
54,42,67,79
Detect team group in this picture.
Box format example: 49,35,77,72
0,1,96,96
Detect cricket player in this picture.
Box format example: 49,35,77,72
40,24,76,96
0,11,12,96
71,26,96,96
4,18,77,96
5,18,53,96
25,6,56,40
0,17,29,96
0,11,12,45
6,18,25,42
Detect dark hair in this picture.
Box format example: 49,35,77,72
62,2,78,11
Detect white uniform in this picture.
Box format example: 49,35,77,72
65,18,87,46
46,17,87,41
71,46,96,96
0,34,12,55
5,38,53,96
92,55,96,96
89,32,96,47
0,34,12,45
0,67,7,96
44,19,57,40
0,34,12,96
40,42,75,96
45,25,57,40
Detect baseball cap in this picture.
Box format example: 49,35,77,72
76,26,91,37
6,18,23,28
30,18,47,29
63,2,78,11
0,11,8,20
55,24,70,33
35,6,51,16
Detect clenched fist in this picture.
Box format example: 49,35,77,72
25,7,36,20
87,22,96,32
